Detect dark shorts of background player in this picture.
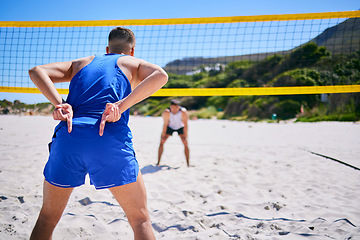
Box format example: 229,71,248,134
166,126,184,135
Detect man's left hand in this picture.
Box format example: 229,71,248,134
53,103,73,133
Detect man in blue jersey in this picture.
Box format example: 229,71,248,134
28,27,168,240
157,99,190,167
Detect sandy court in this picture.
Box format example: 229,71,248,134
0,115,359,239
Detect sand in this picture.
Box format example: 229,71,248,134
0,115,359,239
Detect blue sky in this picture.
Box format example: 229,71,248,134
0,0,359,103
0,0,358,21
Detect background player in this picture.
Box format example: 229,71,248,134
157,99,190,167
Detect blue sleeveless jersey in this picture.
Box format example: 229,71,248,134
56,53,133,144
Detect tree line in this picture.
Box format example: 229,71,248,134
133,43,360,122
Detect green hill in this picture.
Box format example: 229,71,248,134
164,18,360,75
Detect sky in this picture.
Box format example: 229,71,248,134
0,0,359,104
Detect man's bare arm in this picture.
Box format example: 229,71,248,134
99,59,168,136
29,60,76,132
29,61,73,106
182,109,189,138
115,59,168,113
161,110,170,137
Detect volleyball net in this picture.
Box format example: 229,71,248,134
0,11,360,96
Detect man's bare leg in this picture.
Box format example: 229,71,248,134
157,135,169,166
30,181,73,240
184,145,190,166
180,134,190,166
109,172,155,240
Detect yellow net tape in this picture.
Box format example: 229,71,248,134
1,11,359,27
2,85,359,96
152,85,360,96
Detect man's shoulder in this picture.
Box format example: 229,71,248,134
72,55,95,75
74,55,95,63
117,55,148,76
181,108,188,119
162,109,171,116
72,55,95,66
118,55,146,66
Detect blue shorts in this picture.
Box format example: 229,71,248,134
44,124,139,189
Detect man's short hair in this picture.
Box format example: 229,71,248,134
108,27,136,53
170,99,180,106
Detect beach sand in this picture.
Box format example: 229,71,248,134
0,115,359,239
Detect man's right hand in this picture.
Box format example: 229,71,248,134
99,103,121,136
53,103,73,133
